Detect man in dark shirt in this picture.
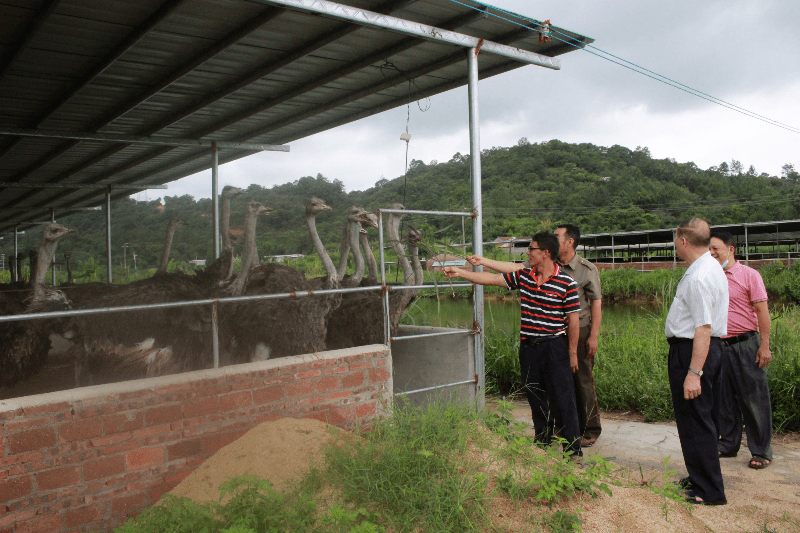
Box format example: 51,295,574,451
444,232,582,456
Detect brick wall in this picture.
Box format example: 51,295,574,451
0,345,391,533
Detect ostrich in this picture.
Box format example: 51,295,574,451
337,207,378,288
0,223,75,387
359,212,379,287
325,204,419,350
223,197,340,362
408,225,424,286
154,217,188,276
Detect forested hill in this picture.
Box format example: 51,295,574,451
3,139,799,270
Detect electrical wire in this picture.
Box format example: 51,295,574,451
445,0,800,135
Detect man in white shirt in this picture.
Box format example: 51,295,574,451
665,217,729,506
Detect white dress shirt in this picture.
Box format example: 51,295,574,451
665,251,729,339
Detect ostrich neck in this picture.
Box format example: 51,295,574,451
227,210,260,296
221,196,232,250
361,232,377,283
65,257,73,284
387,215,413,285
157,224,178,274
32,241,57,299
410,244,423,286
348,221,365,282
307,213,338,289
336,224,350,281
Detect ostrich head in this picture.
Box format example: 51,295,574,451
43,223,76,245
169,217,188,230
221,185,244,199
247,200,273,218
306,197,332,216
358,211,379,229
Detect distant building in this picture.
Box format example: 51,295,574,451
189,259,206,267
270,254,305,263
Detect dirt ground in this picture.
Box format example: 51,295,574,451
169,416,800,533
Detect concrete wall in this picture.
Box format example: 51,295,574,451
0,345,391,533
392,325,476,406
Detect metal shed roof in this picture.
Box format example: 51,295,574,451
0,0,592,235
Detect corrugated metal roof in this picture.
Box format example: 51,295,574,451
0,0,592,234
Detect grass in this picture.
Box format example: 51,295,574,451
107,398,635,533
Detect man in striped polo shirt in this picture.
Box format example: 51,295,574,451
443,231,582,457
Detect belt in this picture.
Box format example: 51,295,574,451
667,336,722,345
521,335,562,346
722,331,757,346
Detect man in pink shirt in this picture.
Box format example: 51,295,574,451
709,231,773,469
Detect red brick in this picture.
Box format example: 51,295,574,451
349,362,370,371
286,379,314,398
84,455,126,481
22,403,71,417
183,397,218,418
326,391,351,401
312,376,338,394
132,424,172,440
14,513,63,533
166,438,203,462
369,367,390,384
103,411,145,434
7,428,55,454
111,491,149,517
355,402,377,419
103,440,141,456
65,503,104,529
326,406,355,427
36,466,81,492
219,391,252,412
253,385,283,404
0,408,22,421
91,432,131,447
342,372,364,389
144,404,182,426
202,430,243,455
0,474,32,501
325,365,349,375
296,370,321,379
126,447,165,470
59,418,103,442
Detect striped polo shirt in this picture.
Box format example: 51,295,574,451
503,264,580,340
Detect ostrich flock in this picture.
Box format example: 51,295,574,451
0,187,423,393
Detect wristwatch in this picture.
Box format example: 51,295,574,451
688,368,703,377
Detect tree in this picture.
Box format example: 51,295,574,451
782,163,799,183
730,159,743,175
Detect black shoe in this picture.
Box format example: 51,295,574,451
686,494,727,506
678,476,695,490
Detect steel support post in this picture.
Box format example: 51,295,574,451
106,187,112,283
745,226,749,265
13,226,18,282
377,214,390,345
212,301,220,368
467,47,485,409
212,141,220,259
611,235,615,269
672,231,676,269
50,208,56,286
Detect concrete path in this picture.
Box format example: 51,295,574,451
507,401,800,491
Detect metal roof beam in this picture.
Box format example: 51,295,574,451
0,0,188,162
251,0,560,68
0,128,288,151
0,183,167,191
0,0,63,83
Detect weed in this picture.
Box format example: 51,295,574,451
540,509,582,532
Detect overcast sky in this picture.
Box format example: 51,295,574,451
147,0,800,202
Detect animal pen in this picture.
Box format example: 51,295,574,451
0,1,592,531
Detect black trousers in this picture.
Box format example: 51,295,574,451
667,337,726,503
519,337,581,456
718,333,773,460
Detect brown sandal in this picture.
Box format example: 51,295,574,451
749,455,771,469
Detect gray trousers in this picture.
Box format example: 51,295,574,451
718,333,773,460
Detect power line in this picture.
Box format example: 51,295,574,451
446,0,800,135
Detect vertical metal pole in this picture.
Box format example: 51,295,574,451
212,301,220,368
672,231,676,269
377,212,389,345
611,235,615,269
212,141,220,259
467,47,485,409
106,186,113,283
776,224,779,261
50,208,56,286
744,226,749,266
13,226,18,282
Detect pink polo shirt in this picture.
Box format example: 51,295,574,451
724,261,768,337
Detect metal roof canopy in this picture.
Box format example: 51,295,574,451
0,0,592,234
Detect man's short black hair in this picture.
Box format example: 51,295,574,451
711,230,736,248
557,224,581,248
532,231,559,262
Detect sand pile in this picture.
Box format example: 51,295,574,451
170,418,343,505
